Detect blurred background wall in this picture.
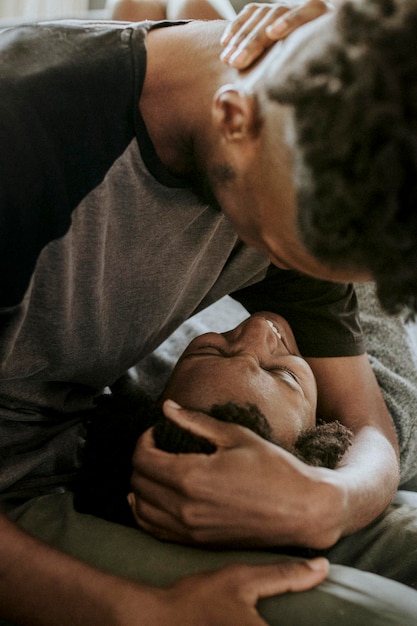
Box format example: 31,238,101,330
0,0,107,21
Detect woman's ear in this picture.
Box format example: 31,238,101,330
212,85,262,142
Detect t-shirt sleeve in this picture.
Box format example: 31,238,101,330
231,265,364,358
0,21,142,309
0,101,64,309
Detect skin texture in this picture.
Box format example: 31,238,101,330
161,312,317,448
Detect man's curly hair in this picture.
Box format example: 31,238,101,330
74,393,352,527
268,0,417,314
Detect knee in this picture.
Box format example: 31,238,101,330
167,0,235,20
110,0,167,21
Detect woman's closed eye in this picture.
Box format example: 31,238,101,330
188,344,299,383
263,365,300,385
266,365,299,383
191,344,230,357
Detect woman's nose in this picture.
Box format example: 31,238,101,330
225,317,284,354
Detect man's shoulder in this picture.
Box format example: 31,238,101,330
0,19,148,80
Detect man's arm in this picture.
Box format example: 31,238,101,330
306,352,400,536
0,512,328,625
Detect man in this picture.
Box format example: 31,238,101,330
221,0,417,315
0,5,414,624
279,0,417,316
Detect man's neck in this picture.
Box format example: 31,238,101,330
139,20,236,178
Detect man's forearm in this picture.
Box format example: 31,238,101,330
0,513,166,626
301,425,399,549
327,425,399,536
305,354,400,547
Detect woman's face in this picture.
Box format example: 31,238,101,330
162,312,317,447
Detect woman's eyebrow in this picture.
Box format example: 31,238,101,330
181,348,303,392
181,345,231,359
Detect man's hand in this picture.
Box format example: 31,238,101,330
129,400,344,549
220,0,333,69
157,558,329,626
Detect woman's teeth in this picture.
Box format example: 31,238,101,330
265,319,282,339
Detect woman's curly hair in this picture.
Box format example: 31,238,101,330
268,0,417,315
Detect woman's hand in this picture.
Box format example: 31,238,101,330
220,0,333,69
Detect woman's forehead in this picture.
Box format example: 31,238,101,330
164,352,315,439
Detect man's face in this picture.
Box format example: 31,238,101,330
209,14,372,284
162,313,317,448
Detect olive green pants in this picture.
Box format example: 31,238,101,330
3,490,417,625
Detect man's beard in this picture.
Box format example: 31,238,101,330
190,162,236,212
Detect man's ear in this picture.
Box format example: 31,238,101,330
212,85,262,142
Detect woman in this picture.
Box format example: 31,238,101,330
75,309,353,526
